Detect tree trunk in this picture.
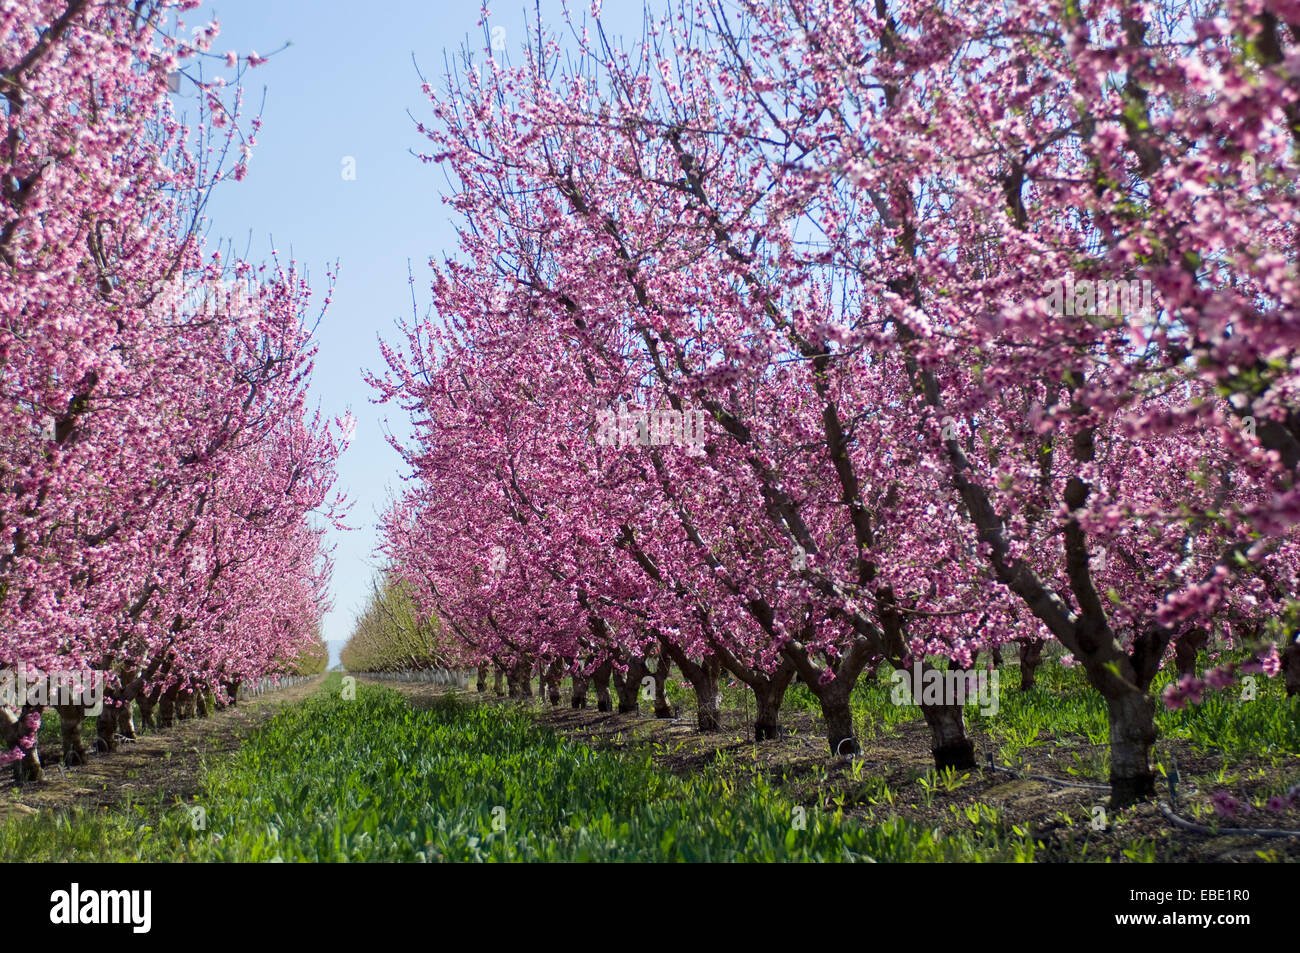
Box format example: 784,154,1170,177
196,692,209,718
158,685,179,729
509,659,533,698
651,655,673,719
593,659,613,713
116,700,137,740
1174,627,1208,677
818,684,857,756
571,667,589,708
96,700,120,754
1106,690,1158,807
139,688,159,730
476,663,488,693
750,661,796,741
95,667,139,751
212,678,237,709
693,662,721,732
753,684,783,741
784,643,865,755
55,704,87,766
1284,636,1300,698
3,703,45,784
920,702,977,769
662,647,721,731
613,656,648,714
493,666,505,697
1018,640,1044,690
544,659,564,706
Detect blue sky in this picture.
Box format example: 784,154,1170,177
194,2,641,666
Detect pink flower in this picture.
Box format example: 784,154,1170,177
1176,674,1206,707
1162,682,1186,710
225,51,237,68
1205,665,1235,690
1210,791,1243,818
1266,795,1293,814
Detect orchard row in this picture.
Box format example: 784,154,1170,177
353,0,1300,807
0,2,346,779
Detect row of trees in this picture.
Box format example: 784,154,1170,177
0,1,347,780
367,0,1300,806
339,574,447,673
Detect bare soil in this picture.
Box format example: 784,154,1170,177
0,677,325,821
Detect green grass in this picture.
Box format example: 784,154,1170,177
671,653,1299,758
964,659,1300,767
1,676,1041,862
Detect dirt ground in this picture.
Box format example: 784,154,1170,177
367,676,1300,862
0,677,325,821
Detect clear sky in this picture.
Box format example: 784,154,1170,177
195,2,641,667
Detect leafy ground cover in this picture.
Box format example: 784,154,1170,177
5,667,1294,862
